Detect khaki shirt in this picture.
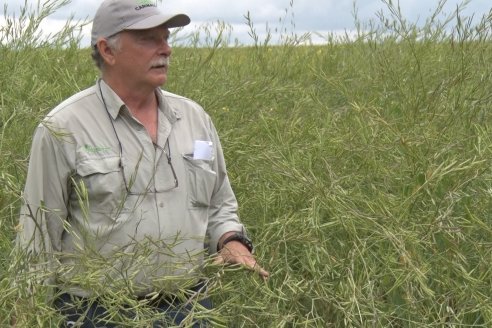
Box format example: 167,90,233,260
17,80,244,296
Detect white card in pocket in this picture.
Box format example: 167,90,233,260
193,140,214,160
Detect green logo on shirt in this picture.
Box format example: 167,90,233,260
83,144,111,153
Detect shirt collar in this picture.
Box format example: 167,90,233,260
96,78,180,123
155,88,180,123
96,79,125,120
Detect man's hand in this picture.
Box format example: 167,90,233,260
214,239,269,280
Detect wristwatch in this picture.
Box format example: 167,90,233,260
220,232,254,253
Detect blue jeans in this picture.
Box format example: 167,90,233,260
53,283,212,327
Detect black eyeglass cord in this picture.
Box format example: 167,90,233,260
97,79,177,191
99,82,123,168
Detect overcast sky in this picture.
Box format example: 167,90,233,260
2,0,491,46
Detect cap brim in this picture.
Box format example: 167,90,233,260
126,13,190,30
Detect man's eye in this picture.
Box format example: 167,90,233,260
137,34,168,44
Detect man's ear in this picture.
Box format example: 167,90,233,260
96,38,117,67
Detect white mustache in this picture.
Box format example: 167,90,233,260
151,57,170,68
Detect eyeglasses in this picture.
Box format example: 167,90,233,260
119,139,179,195
99,80,178,196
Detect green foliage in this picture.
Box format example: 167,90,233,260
2,0,492,326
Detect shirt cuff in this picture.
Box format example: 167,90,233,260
208,222,245,254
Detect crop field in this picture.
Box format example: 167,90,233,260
1,1,492,327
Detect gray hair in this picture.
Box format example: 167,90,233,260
91,34,121,70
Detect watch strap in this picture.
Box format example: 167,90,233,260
220,232,253,253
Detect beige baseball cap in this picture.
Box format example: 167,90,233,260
91,0,190,46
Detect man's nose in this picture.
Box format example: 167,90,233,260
159,40,172,57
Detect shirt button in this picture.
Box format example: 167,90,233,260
159,202,164,208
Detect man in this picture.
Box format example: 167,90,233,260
16,0,268,326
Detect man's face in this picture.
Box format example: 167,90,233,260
113,26,172,89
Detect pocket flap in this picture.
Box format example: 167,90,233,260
76,157,121,177
182,154,214,173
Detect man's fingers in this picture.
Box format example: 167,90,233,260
244,259,270,279
213,255,225,265
214,253,270,279
253,264,270,279
216,242,270,279
256,265,270,279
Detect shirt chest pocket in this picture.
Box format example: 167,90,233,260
74,157,126,214
183,155,217,208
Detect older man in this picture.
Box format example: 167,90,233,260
16,0,268,326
